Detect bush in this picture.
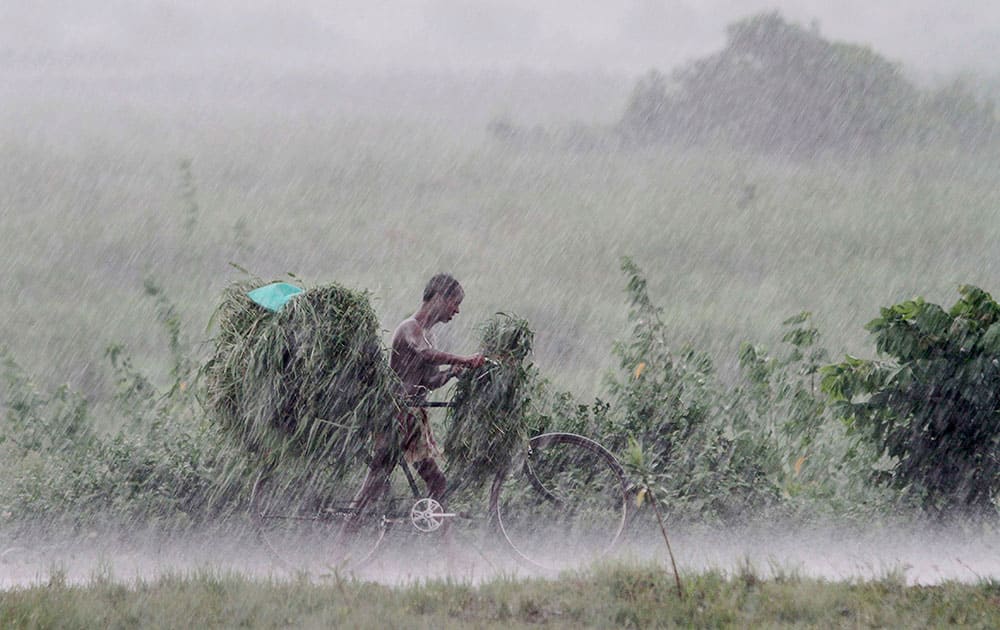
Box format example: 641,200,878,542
822,285,1000,516
0,280,257,534
539,259,893,523
0,345,250,534
584,258,783,522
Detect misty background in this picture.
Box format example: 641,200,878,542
3,1,999,396
5,1,1000,79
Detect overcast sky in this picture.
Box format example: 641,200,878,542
3,1,999,79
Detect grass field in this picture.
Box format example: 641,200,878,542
4,69,1000,404
2,563,999,629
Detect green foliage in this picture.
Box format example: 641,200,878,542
143,276,195,384
1,349,95,456
7,109,999,404
4,75,1000,536
0,285,255,534
202,278,401,476
0,349,241,534
539,392,612,438
541,261,891,522
444,313,540,492
595,258,782,522
821,286,1000,515
734,315,893,516
620,11,997,156
737,313,828,450
2,253,995,534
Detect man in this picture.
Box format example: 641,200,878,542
347,273,484,522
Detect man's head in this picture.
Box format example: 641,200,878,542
423,273,464,323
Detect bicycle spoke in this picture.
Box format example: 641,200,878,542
491,433,630,572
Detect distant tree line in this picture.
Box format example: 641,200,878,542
618,12,999,157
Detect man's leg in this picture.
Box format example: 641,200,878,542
414,457,447,503
342,438,396,535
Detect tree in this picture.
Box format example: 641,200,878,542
620,11,989,156
619,70,671,145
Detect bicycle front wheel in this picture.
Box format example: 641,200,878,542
489,432,631,572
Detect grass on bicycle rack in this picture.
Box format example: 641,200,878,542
444,313,539,491
202,278,401,476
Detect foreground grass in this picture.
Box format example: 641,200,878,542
2,564,999,629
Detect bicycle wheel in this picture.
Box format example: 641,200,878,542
249,469,390,572
489,432,631,572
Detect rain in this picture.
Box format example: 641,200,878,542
2,1,1000,623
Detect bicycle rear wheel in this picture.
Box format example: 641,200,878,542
249,469,390,572
489,433,631,572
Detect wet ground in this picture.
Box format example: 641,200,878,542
3,520,998,588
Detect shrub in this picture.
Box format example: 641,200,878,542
821,285,1000,515
596,258,782,522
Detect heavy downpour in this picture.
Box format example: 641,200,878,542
2,1,1000,626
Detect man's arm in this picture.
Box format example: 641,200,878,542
424,366,463,391
400,320,484,368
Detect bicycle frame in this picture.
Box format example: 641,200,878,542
250,392,633,573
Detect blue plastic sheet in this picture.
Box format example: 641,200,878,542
247,282,304,312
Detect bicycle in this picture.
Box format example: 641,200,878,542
249,399,632,574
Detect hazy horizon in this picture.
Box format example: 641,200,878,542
4,1,1000,83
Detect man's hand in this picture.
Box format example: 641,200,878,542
426,355,484,389
462,353,486,369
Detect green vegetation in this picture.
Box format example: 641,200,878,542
2,564,999,629
203,278,399,476
823,286,1000,516
5,119,999,403
3,257,993,538
620,12,998,155
0,344,245,534
542,258,785,522
444,313,538,491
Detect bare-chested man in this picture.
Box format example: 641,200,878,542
347,273,484,522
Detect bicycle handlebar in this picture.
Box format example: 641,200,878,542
410,401,454,408
401,359,502,408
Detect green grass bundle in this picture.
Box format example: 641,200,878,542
444,313,537,490
203,279,400,475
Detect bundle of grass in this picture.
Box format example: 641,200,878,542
203,279,401,475
443,313,537,490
